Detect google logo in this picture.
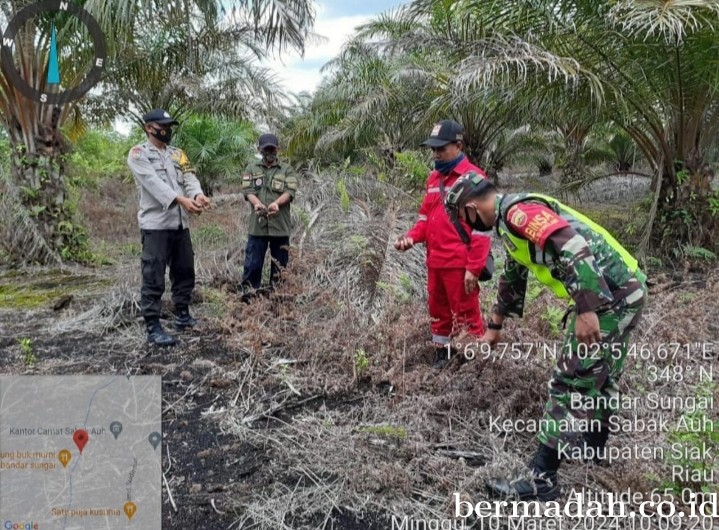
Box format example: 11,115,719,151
3,522,39,529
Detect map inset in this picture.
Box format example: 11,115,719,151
0,376,162,529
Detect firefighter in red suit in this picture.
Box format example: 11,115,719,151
394,120,492,369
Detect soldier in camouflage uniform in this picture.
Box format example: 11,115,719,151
444,173,648,501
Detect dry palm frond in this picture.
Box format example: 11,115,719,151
53,284,141,334
610,0,719,43
0,169,60,266
292,170,426,317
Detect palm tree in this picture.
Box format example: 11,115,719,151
0,0,315,263
547,120,613,190
607,130,639,174
173,114,257,196
356,5,535,171
417,0,719,254
483,125,548,185
298,4,531,173
280,91,327,165
311,39,431,164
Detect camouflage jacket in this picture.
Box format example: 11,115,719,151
494,193,643,317
241,159,299,237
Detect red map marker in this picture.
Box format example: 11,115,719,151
73,429,89,454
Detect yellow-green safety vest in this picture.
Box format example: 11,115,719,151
496,193,639,299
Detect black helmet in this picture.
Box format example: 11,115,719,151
444,171,496,230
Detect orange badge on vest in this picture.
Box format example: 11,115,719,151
510,208,528,227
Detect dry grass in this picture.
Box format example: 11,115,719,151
3,169,717,529
194,266,718,528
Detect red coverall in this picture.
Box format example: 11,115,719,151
405,157,491,345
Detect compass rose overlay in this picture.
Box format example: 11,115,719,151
1,0,106,104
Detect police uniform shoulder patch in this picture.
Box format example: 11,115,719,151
130,146,143,160
170,148,190,165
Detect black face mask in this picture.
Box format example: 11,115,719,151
464,205,494,232
149,126,172,144
262,150,278,165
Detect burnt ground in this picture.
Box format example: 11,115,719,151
0,318,402,528
1,173,718,529
0,275,399,529
1,265,718,530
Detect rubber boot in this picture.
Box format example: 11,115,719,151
240,286,258,304
433,346,457,370
485,443,561,501
583,425,610,466
146,319,176,347
174,307,197,331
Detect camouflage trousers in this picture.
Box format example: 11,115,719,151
537,275,648,449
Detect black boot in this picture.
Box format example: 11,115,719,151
174,307,197,331
583,426,610,466
240,286,257,304
433,346,457,370
146,319,176,347
486,444,561,501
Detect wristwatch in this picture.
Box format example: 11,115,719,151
487,320,503,331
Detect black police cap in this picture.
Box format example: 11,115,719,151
142,109,179,126
258,133,280,149
421,120,464,147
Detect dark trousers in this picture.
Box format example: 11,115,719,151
242,235,289,290
140,228,195,321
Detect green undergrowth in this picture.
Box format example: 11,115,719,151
580,203,646,252
0,268,110,309
356,424,408,440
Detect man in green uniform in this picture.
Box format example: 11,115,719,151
241,133,299,295
444,173,648,501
